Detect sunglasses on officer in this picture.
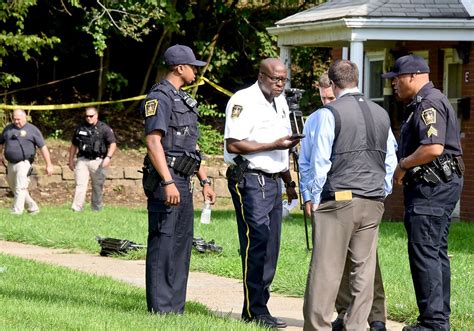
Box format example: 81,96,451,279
85,113,97,118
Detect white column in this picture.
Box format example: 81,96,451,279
280,46,292,88
342,47,349,60
350,41,364,91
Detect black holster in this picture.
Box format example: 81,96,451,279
226,155,250,183
168,151,201,176
142,155,161,192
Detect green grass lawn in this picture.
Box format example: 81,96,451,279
0,205,473,329
0,254,262,330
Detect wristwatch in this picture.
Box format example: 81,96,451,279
200,178,212,187
285,180,296,189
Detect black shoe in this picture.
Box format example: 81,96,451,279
370,321,387,331
251,314,278,328
269,315,287,328
331,317,344,331
402,324,431,331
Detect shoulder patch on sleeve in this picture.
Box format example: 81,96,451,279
145,99,158,117
427,125,438,137
421,108,436,125
231,105,243,119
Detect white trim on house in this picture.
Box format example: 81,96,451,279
268,18,474,46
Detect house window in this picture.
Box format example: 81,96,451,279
364,51,384,106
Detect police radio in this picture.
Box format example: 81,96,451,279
285,88,305,139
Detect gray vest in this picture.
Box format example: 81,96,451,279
322,93,390,200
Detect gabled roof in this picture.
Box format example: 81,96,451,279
276,0,472,26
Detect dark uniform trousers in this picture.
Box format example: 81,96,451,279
228,172,282,319
403,175,462,330
146,173,193,314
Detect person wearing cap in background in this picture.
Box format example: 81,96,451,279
140,44,216,314
382,54,463,331
0,109,53,215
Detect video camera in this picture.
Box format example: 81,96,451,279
285,88,305,139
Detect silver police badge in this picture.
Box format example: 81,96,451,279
421,108,436,125
231,105,243,119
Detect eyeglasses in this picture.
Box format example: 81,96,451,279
260,72,289,84
85,114,96,118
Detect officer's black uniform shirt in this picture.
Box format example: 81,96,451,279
0,123,45,163
142,79,199,155
399,82,462,160
71,121,116,158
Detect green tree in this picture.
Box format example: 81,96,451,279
0,0,65,89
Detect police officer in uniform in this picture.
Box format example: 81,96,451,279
68,107,116,212
383,55,463,331
0,109,53,214
224,58,300,329
140,44,216,314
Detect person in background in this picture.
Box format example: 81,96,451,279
300,60,397,331
224,58,300,329
140,44,216,314
68,107,116,212
0,109,53,215
316,71,336,106
383,54,463,331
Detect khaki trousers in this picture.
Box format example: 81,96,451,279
71,157,106,211
6,160,39,214
335,252,386,323
303,198,384,331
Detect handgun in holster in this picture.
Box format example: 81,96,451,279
142,155,161,192
226,155,250,183
422,166,441,185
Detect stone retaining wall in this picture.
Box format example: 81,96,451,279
0,157,301,208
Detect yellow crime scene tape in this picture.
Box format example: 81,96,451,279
0,77,233,111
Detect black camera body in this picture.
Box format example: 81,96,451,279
285,88,305,139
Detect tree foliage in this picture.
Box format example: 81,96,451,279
1,0,329,154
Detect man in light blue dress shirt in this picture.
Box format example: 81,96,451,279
299,60,398,331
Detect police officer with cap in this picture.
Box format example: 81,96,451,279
382,54,463,331
0,109,53,214
140,44,216,314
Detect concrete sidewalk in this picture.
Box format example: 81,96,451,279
0,240,405,330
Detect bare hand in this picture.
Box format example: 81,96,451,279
304,201,313,217
202,185,217,204
394,165,405,185
68,161,75,171
101,157,111,168
164,183,180,206
45,164,53,176
273,135,301,150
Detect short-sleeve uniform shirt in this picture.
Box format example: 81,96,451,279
399,82,462,159
0,123,45,163
224,82,291,173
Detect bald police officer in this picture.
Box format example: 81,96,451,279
141,44,216,314
0,109,53,214
383,55,463,331
224,58,300,329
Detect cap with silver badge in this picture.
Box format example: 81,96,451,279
381,54,430,79
164,44,206,67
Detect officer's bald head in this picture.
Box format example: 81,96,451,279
258,58,287,102
12,109,27,128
